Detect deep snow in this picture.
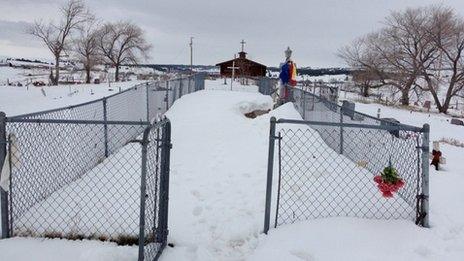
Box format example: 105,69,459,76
0,80,463,261
161,88,302,260
248,95,464,261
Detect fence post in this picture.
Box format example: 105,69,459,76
339,108,344,154
0,112,10,238
158,121,171,243
138,126,152,261
102,98,109,157
178,78,183,98
302,91,306,120
146,83,150,122
420,124,430,227
264,117,277,234
172,81,177,103
274,132,282,228
165,80,170,111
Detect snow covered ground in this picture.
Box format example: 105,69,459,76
161,87,300,260
248,98,464,261
0,66,49,86
340,87,464,117
0,80,463,261
0,80,144,117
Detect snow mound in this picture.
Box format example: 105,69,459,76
248,217,441,261
0,237,137,261
237,100,272,115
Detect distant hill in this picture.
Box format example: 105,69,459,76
6,57,51,65
268,66,352,76
133,64,352,76
135,64,219,73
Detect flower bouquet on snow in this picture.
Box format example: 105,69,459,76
373,166,405,198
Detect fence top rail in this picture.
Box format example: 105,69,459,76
5,118,150,126
142,117,170,142
276,118,425,133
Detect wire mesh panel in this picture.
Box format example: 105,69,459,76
5,120,147,243
257,77,278,96
275,122,423,227
106,85,147,122
147,82,168,121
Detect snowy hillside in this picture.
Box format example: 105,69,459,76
0,80,463,261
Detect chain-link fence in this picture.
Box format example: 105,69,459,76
257,77,278,96
0,73,205,261
264,88,430,234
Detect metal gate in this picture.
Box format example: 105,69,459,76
138,120,171,261
0,115,171,261
264,117,430,233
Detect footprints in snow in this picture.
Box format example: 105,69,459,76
193,206,203,216
290,250,313,261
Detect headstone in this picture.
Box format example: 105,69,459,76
341,100,355,119
450,118,464,126
381,118,400,138
423,100,431,111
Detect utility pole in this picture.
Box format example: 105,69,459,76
190,37,194,74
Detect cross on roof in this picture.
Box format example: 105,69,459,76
240,39,246,52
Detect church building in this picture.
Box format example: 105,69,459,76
216,40,267,78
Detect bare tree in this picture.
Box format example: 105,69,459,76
73,18,101,83
98,21,152,82
351,70,385,97
339,34,406,101
339,7,436,105
28,0,89,85
418,6,464,113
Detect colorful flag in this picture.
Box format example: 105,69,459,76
279,61,297,86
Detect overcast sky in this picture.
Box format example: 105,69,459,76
2,0,464,67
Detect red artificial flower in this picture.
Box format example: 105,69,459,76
382,191,394,198
375,178,405,198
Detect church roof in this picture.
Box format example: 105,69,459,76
215,55,267,68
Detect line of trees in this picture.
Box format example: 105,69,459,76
339,5,464,114
28,0,151,85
